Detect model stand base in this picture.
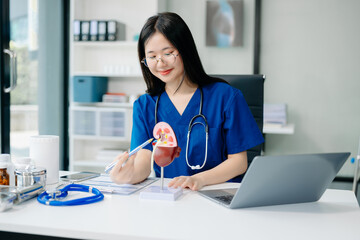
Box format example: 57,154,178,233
139,186,182,201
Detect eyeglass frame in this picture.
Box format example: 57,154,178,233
141,53,179,68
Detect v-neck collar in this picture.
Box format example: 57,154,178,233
161,88,200,124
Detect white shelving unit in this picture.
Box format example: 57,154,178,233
69,0,166,172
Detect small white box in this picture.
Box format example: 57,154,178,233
102,94,128,103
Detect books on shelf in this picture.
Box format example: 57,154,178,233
73,20,125,41
264,103,287,127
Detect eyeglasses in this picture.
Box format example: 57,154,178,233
141,53,179,68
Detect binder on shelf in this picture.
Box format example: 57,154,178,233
80,21,90,41
90,20,98,41
98,21,107,41
107,20,117,41
73,20,81,41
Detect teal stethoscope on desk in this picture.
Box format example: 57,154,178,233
155,87,209,170
37,184,104,206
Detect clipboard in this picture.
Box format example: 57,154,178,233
81,175,157,195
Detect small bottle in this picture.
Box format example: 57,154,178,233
0,154,15,187
0,154,10,185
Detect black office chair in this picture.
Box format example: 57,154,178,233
211,74,265,167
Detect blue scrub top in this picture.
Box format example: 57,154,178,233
131,82,264,182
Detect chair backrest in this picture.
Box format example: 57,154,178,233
211,74,265,166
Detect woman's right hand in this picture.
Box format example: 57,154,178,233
109,152,137,184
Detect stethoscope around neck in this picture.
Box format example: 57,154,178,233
155,88,208,170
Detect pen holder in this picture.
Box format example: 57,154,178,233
29,135,59,184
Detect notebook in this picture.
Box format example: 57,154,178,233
198,152,350,209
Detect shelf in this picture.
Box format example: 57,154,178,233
73,161,108,168
263,123,295,135
69,0,163,172
71,102,134,108
71,135,130,141
73,41,138,47
73,72,142,78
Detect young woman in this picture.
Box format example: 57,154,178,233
110,12,264,191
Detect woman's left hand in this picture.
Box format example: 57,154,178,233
168,175,205,191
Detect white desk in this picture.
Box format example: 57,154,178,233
0,179,359,240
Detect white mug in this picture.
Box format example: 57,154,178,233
29,135,59,184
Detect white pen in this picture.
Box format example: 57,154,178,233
104,138,154,174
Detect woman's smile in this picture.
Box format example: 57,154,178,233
159,69,173,76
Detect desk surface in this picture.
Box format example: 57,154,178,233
1,179,359,240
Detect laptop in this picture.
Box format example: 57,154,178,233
198,152,350,209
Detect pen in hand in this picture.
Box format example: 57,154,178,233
104,138,154,174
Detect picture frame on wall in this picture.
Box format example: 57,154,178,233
206,0,243,47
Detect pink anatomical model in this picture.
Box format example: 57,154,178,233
152,122,181,189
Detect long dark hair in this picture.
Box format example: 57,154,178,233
138,12,227,96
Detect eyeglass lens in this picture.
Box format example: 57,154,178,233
143,54,177,68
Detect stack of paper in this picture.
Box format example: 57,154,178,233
81,175,157,195
102,93,128,103
264,104,287,127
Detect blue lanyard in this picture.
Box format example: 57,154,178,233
37,184,104,206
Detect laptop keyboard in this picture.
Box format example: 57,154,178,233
214,195,234,205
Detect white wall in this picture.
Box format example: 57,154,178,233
162,0,360,177
167,0,255,74
260,0,360,176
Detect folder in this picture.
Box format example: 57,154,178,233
81,21,90,41
98,21,107,41
107,20,117,41
90,20,98,41
73,20,81,41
